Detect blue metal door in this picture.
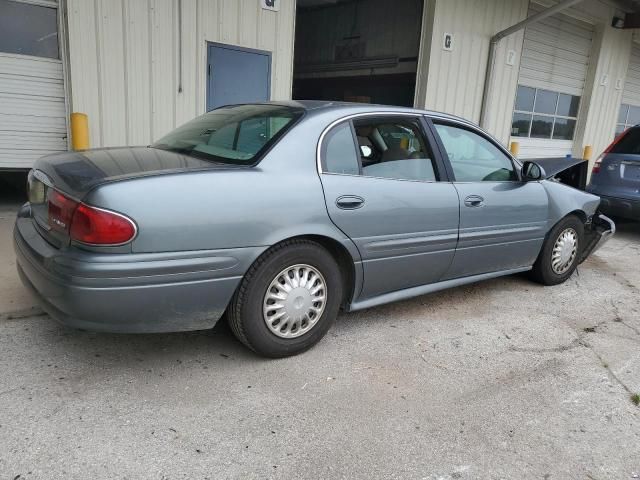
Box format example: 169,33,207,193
207,43,271,111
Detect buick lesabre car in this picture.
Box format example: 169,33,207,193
14,101,614,357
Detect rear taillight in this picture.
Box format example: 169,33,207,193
592,155,603,175
592,129,630,175
70,204,137,245
47,189,136,245
48,189,78,233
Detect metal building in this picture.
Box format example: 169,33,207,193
1,0,640,174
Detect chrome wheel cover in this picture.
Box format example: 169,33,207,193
263,264,327,339
551,228,578,274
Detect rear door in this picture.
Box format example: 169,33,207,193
431,120,548,279
592,127,640,200
318,114,460,299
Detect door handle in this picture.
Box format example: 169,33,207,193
336,195,365,210
464,195,484,208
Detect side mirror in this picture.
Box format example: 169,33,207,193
522,161,546,181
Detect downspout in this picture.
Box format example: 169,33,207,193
479,0,584,130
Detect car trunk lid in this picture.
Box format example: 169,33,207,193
27,146,234,247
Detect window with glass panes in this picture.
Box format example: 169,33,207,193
511,86,580,140
615,104,640,137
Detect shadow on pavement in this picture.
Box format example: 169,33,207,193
0,172,27,211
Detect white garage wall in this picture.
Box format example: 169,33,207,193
622,42,640,106
415,0,529,145
0,53,68,169
66,0,296,148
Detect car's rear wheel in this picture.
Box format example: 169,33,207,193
530,215,584,286
227,239,343,357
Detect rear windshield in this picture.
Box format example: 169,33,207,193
152,104,303,165
610,127,640,155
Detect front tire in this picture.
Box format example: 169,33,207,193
227,240,343,358
530,215,584,286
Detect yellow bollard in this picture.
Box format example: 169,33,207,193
582,145,592,161
70,112,89,150
509,141,520,157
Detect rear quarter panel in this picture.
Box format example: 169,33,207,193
83,116,358,257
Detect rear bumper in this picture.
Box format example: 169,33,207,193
14,216,265,333
579,214,615,263
589,193,640,220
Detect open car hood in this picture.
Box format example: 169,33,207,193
526,157,589,190
527,157,586,179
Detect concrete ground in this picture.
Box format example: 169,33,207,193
0,174,37,317
0,196,638,479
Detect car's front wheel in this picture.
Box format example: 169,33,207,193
227,239,343,357
530,215,584,286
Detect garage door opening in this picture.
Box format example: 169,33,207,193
293,0,424,107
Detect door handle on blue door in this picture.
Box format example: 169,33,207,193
464,195,484,207
336,195,365,210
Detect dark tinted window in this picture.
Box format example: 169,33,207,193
609,128,640,155
534,89,558,115
531,115,553,138
628,106,640,125
0,0,59,59
512,85,580,140
552,118,576,140
556,94,580,117
514,86,535,111
152,104,303,165
322,123,360,175
511,113,531,137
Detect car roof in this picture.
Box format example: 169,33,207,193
266,100,477,128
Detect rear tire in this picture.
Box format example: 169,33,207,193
530,215,584,286
228,239,343,358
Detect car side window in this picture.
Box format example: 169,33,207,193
353,118,438,182
322,123,360,175
434,123,518,182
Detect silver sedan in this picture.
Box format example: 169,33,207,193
14,101,614,357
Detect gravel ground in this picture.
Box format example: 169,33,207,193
0,204,638,479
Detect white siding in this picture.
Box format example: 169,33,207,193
0,52,67,169
622,43,640,106
66,0,296,148
577,22,632,167
511,3,595,159
415,0,529,145
518,3,594,97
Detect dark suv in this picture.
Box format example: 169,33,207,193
588,126,640,221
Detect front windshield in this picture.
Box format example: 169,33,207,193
151,104,303,164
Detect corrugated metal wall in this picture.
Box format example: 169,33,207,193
622,42,640,106
415,0,529,145
66,0,296,148
519,3,594,97
576,23,632,165
0,53,67,168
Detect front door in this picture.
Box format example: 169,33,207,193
318,114,460,299
432,121,549,279
206,43,271,111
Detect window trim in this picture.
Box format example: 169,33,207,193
430,119,522,183
317,112,448,183
319,120,362,175
511,86,580,141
